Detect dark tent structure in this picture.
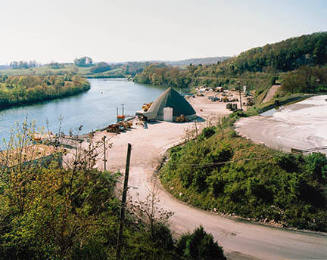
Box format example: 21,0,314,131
139,87,196,121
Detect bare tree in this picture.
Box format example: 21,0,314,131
130,180,173,237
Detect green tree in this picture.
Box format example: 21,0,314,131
176,226,226,260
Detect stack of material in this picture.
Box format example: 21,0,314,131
140,87,196,121
106,121,133,133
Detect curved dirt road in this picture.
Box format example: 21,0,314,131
86,96,327,259
92,119,327,260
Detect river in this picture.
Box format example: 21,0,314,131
0,78,166,142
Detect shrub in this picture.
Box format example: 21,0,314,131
176,226,226,260
305,152,327,183
151,223,175,251
275,153,301,173
198,127,216,140
72,240,107,260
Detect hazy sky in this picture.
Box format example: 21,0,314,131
0,0,326,64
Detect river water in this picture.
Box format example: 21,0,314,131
0,78,166,142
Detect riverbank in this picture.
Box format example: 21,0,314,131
65,93,327,260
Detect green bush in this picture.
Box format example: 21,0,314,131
275,153,302,173
151,223,175,251
305,152,327,183
72,240,107,260
176,226,226,260
199,126,216,140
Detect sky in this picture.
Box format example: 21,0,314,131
0,0,326,64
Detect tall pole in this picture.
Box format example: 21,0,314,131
116,143,132,260
103,136,107,171
238,83,243,111
194,119,198,138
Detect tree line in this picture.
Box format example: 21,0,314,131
224,32,327,74
134,63,193,88
10,60,38,69
281,66,327,93
0,74,90,109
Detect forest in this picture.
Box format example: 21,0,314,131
160,115,327,232
0,75,90,109
134,63,192,88
281,66,327,93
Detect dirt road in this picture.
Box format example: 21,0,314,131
90,97,327,259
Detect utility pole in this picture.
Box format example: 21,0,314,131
121,104,125,116
238,82,243,111
116,143,132,260
194,119,198,138
102,135,107,171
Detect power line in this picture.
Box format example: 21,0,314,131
169,155,275,168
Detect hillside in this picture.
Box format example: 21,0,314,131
223,32,327,74
134,32,327,104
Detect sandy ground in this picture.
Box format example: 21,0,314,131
235,95,327,154
74,94,327,260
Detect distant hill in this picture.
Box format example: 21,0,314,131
165,56,230,66
221,32,327,73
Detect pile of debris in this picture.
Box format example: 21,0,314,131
106,121,133,133
142,102,152,112
175,114,188,122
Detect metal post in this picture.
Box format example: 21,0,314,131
239,84,243,111
194,119,198,137
103,136,107,171
116,143,132,260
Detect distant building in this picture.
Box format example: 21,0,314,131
243,85,247,93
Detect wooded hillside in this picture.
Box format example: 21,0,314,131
134,32,327,97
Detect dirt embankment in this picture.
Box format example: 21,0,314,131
262,85,281,103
